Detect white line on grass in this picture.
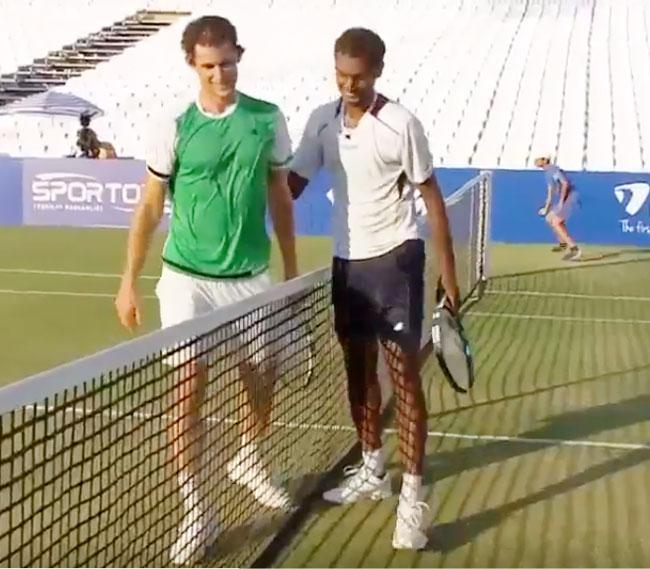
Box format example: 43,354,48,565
0,268,158,280
28,404,650,451
411,430,650,451
488,290,650,302
0,288,157,300
467,311,650,325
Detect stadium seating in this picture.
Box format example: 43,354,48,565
0,0,648,171
0,0,136,76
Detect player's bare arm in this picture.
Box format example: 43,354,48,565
268,167,298,280
417,174,460,312
540,184,552,215
115,173,166,330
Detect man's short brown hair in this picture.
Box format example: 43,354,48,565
334,27,385,68
181,16,242,63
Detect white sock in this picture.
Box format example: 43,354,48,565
362,447,385,477
178,472,200,514
400,473,423,504
234,433,258,467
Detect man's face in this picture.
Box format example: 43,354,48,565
335,52,380,107
535,157,549,168
190,43,241,100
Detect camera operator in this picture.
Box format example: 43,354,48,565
76,112,100,158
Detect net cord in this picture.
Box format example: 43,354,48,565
0,267,329,414
0,173,493,417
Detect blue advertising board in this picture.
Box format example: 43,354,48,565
0,158,23,226
1,157,649,246
21,158,160,228
491,169,650,245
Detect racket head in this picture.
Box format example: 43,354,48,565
431,299,475,393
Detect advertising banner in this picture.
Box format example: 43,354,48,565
491,169,650,245
21,158,170,228
8,158,650,246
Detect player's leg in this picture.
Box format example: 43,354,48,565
375,239,430,550
546,212,574,246
547,202,581,260
380,338,429,550
156,267,218,564
167,359,218,563
558,193,581,260
237,358,274,442
321,256,391,504
343,335,383,456
545,211,571,245
381,340,426,478
169,359,208,497
226,358,291,509
217,273,291,508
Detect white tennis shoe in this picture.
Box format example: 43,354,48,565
170,510,219,565
227,451,292,510
322,464,392,504
392,499,431,550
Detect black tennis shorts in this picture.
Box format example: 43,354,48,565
332,239,425,352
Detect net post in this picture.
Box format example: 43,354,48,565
477,170,493,299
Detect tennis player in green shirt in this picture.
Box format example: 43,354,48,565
114,15,297,564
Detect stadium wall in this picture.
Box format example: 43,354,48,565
1,159,649,246
0,158,23,226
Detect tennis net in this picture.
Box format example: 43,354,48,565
421,171,492,337
0,171,491,568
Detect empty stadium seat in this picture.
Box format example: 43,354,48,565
0,0,648,172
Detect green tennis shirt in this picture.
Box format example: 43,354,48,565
146,92,292,278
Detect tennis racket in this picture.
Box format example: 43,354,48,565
430,281,475,393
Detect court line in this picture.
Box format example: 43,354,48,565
468,311,650,325
28,404,650,451
0,288,157,300
413,431,650,451
0,268,158,280
488,290,650,302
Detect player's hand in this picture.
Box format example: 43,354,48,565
441,276,460,315
115,278,142,331
538,206,549,216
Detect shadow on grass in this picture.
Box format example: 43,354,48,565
429,447,649,554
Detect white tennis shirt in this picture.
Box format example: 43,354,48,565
291,94,434,260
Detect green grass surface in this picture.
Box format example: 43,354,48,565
0,227,644,384
0,227,332,383
1,227,649,567
278,248,650,568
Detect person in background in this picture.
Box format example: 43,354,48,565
76,112,100,158
535,155,581,261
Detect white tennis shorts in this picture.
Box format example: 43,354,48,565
155,265,279,369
